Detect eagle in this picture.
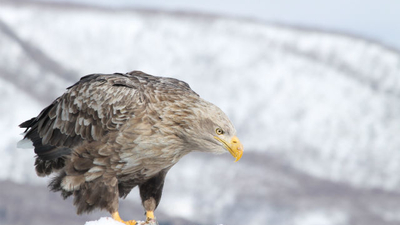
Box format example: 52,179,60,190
18,71,243,224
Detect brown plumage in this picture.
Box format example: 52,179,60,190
18,71,243,224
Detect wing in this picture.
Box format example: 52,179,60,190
20,72,143,160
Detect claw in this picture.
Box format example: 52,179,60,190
146,211,155,221
112,211,137,225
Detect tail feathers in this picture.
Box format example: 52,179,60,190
19,117,36,130
49,170,119,214
19,125,72,160
17,138,34,149
49,171,73,199
17,117,36,149
35,157,66,177
19,104,78,161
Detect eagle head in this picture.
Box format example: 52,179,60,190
179,100,244,162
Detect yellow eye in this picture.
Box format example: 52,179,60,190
215,128,224,135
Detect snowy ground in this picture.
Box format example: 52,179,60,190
84,217,154,225
1,1,400,225
85,218,125,225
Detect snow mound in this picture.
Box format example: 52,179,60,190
85,217,124,225
84,217,156,225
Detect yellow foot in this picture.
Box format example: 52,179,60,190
146,211,155,221
112,211,137,225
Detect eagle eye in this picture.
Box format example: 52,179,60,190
215,128,224,135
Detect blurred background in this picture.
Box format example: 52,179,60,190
1,0,400,224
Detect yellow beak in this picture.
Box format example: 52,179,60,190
214,135,243,162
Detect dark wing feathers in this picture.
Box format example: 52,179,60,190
20,71,198,162
20,72,141,160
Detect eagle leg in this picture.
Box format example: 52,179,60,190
146,210,155,221
139,169,170,223
112,211,137,225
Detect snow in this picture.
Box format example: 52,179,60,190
84,217,155,225
1,1,400,224
85,217,124,225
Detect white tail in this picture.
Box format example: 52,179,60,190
17,138,33,149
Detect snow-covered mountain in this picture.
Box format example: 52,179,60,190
1,1,400,225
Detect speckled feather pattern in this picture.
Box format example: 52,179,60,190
20,71,236,215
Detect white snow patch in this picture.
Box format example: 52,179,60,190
85,217,124,225
85,217,154,225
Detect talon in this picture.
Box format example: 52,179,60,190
146,210,155,221
112,211,137,225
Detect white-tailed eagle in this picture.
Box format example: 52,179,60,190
19,71,243,224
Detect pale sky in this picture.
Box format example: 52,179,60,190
35,0,400,51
